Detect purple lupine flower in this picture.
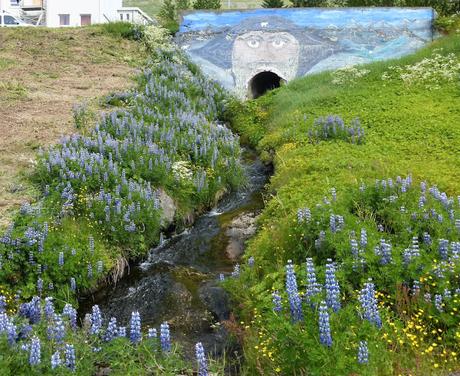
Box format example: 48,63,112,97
130,311,142,344
52,314,66,343
423,232,431,245
104,317,118,342
358,280,382,328
231,264,240,278
272,290,282,313
196,342,209,376
63,304,77,330
434,294,443,312
148,328,157,339
58,252,64,267
248,256,255,268
286,260,303,322
90,305,102,335
325,260,340,312
29,336,41,366
331,187,336,202
380,239,392,265
439,239,449,260
97,260,103,273
65,344,76,372
37,278,43,294
412,280,420,296
219,273,225,281
358,340,369,364
51,351,61,369
0,312,8,332
7,321,17,345
44,297,55,319
87,263,93,278
89,236,95,254
160,322,171,352
0,295,6,313
306,258,321,304
318,301,332,347
360,229,367,249
118,326,126,337
70,277,76,292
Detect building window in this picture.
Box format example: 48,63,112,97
10,0,19,6
80,14,91,26
59,14,70,26
120,14,123,21
126,13,130,21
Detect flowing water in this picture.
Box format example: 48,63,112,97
79,148,270,367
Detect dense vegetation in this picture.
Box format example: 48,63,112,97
226,27,460,375
0,23,242,374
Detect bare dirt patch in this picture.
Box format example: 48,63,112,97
0,27,146,227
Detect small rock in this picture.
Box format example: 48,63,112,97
158,188,176,226
225,212,258,259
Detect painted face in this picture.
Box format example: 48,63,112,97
231,30,300,97
232,31,300,66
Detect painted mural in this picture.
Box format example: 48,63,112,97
176,8,435,97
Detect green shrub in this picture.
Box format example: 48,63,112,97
192,0,221,10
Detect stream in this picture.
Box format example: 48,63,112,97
79,148,271,369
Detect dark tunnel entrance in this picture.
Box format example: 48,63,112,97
249,71,284,99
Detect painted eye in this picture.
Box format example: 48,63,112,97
247,39,260,48
272,39,286,48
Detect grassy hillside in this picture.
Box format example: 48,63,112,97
0,26,147,228
125,0,262,15
227,31,460,375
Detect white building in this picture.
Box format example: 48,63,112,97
0,0,153,27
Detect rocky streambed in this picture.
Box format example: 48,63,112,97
79,149,270,370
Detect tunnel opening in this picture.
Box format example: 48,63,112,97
249,71,284,99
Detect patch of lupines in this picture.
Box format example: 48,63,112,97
297,207,311,223
358,341,369,364
358,280,382,328
90,305,102,335
318,301,332,347
29,336,41,366
285,260,303,322
51,351,61,369
104,317,118,342
130,311,142,343
272,290,282,313
195,342,209,376
65,343,76,372
325,259,341,312
19,296,41,324
160,322,171,352
308,115,365,144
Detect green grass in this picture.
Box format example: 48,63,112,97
227,31,460,375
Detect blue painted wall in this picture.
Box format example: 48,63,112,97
176,8,435,97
